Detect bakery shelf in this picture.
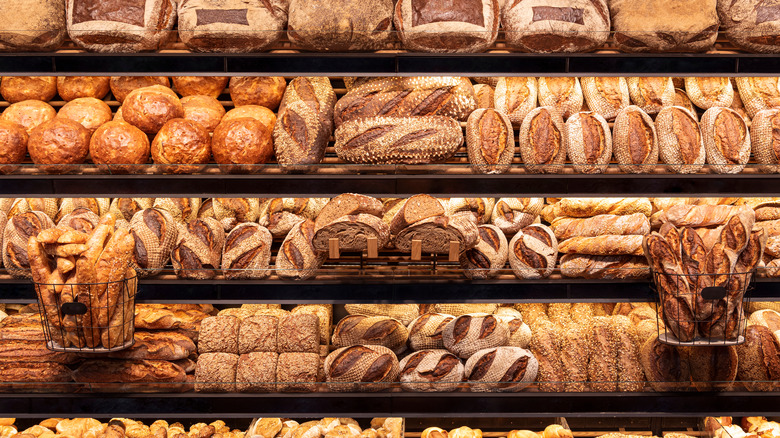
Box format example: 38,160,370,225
2,392,780,418
5,173,780,197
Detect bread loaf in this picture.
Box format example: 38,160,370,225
387,195,445,236
685,77,734,109
0,120,28,175
288,0,392,51
3,211,54,278
209,198,261,231
278,314,320,353
180,95,224,132
736,325,780,391
494,77,538,127
222,223,272,280
408,313,455,351
399,349,464,392
274,77,337,170
538,77,583,119
198,315,239,354
443,314,509,359
751,109,780,173
333,77,477,126
651,204,740,228
701,107,750,174
747,308,780,332
610,0,718,52
108,331,196,361
564,111,612,174
153,198,201,225
581,77,630,121
502,0,609,53
28,118,90,174
433,303,498,316
395,215,479,255
465,346,538,392
551,213,650,240
238,315,277,354
736,77,780,118
1,100,56,135
490,198,543,235
445,198,495,225
627,77,674,115
466,109,515,175
134,304,211,340
313,214,391,253
656,106,706,174
345,304,420,325
316,194,383,229
518,106,566,174
172,76,228,98
334,116,464,165
260,198,326,238
211,115,275,174
393,0,499,53
0,0,65,51
67,0,177,52
686,345,738,391
674,88,697,115
151,118,212,174
0,339,77,363
171,218,225,280
0,362,72,393
229,76,286,109
178,0,287,52
508,224,558,279
236,352,277,393
495,309,532,348
275,219,325,280
128,208,177,277
718,0,780,53
639,335,690,391
587,316,618,392
324,344,399,392
558,322,588,392
194,352,238,392
528,319,564,392
559,234,644,256
459,224,508,279
474,84,494,109
612,106,659,173
332,315,408,354
612,316,645,391
543,198,653,222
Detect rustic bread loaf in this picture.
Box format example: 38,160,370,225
0,0,65,51
551,213,650,240
3,211,54,278
718,0,780,53
587,316,618,391
198,315,239,354
279,353,319,390
559,235,644,256
445,198,496,225
465,346,538,392
236,351,277,393
508,224,558,279
278,314,320,353
399,349,464,392
518,106,566,173
239,315,278,354
172,76,228,98
685,345,738,391
276,220,325,281
324,344,399,392
0,361,72,393
564,111,612,174
178,0,287,52
194,352,238,392
180,95,224,132
0,120,28,175
494,77,538,127
656,106,706,174
751,109,780,173
395,215,479,255
612,105,659,173
528,319,564,392
334,116,464,165
221,223,272,280
153,198,201,225
557,322,589,391
560,254,650,279
332,315,409,354
502,0,609,53
67,0,177,52
1,100,56,136
537,77,583,119
260,198,327,239
171,217,225,280
57,76,110,102
433,303,498,315
639,334,690,391
494,309,532,348
408,313,455,351
315,194,383,229
460,224,508,279
609,0,718,52
700,107,750,174
1,77,56,103
108,331,196,361
466,109,515,175
736,325,780,391
442,313,509,359
210,198,261,231
151,118,212,174
627,77,675,115
581,77,629,121
89,121,150,174
651,204,741,228
474,84,494,109
490,198,543,235
685,77,734,109
736,77,780,118
128,208,177,277
674,88,697,115
274,77,337,170
313,214,391,253
212,114,275,174
542,197,653,221
612,315,645,391
345,304,420,325
28,118,90,174
386,195,445,236
288,0,393,51
393,0,499,53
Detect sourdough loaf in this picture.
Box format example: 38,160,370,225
490,198,544,235
508,224,558,279
528,319,564,392
560,254,650,279
674,88,697,115
736,325,780,391
3,211,54,278
538,77,584,119
612,106,659,174
345,304,420,325
581,77,629,121
685,77,734,109
718,0,780,53
466,109,515,175
0,0,65,51
751,109,780,173
332,315,409,354
75,359,188,392
656,106,706,174
445,198,495,225
288,0,393,51
407,313,455,351
442,313,509,358
627,77,674,115
542,197,653,221
701,107,751,174
221,223,273,280
108,331,196,361
460,224,508,279
170,217,225,280
387,195,445,236
464,346,538,392
474,84,494,109
735,77,780,118
565,111,612,174
399,349,464,392
550,213,651,240
639,335,690,391
128,208,178,277
312,214,391,253
518,106,566,174
324,344,399,392
275,219,325,280
494,77,538,127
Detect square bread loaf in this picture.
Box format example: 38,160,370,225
236,352,278,392
198,315,240,354
194,352,238,392
277,314,320,353
239,315,278,354
277,352,320,392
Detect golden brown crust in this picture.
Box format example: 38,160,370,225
57,76,111,101
0,119,28,174
229,77,286,110
172,76,229,98
123,85,185,134
28,118,90,173
1,100,56,135
89,121,150,174
1,77,57,103
57,97,113,134
180,95,225,132
212,117,275,173
110,77,170,103
151,118,212,174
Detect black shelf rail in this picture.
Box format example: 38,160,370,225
2,52,780,76
5,173,780,197
3,392,780,419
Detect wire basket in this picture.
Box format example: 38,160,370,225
650,270,754,346
33,273,138,353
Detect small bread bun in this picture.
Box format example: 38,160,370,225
90,121,150,174
57,97,112,135
151,118,212,174
173,76,229,98
222,105,276,123
181,95,225,132
212,117,275,173
122,85,184,134
28,118,90,173
1,100,56,134
57,77,111,101
110,76,170,103
1,76,57,103
0,119,29,174
229,77,286,109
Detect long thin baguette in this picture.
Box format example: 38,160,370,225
558,235,644,256
541,198,652,222
550,214,650,240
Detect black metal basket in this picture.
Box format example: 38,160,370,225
33,274,138,353
650,269,754,346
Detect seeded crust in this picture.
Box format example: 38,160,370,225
278,314,320,353
198,316,239,354
587,316,618,392
277,352,320,392
236,352,278,393
194,352,239,392
529,319,564,392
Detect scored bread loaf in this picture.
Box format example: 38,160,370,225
490,198,544,235
528,319,564,392
558,322,589,392
344,304,420,325
76,359,188,392
460,224,508,280
274,77,337,171
685,77,734,109
445,198,496,225
324,344,399,392
332,315,409,355
128,208,178,277
466,109,515,175
735,325,780,391
56,198,109,222
56,207,99,234
639,334,690,391
559,235,644,256
612,105,659,174
560,254,649,279
501,0,609,53
587,316,618,392
387,194,445,236
538,77,583,119
464,346,538,392
334,116,464,165
313,214,390,253
550,213,650,240
399,349,464,392
651,204,741,228
394,215,479,255
612,315,645,391
565,111,612,174
153,198,201,225
508,224,558,279
627,77,675,115
171,217,225,280
581,77,630,121
474,84,495,109
209,198,261,231
315,194,383,230
495,77,538,127
288,0,392,51
736,77,780,118
674,88,697,115
109,198,153,222
656,106,706,174
518,106,566,174
542,197,653,222
275,219,325,281
443,313,509,359
260,198,327,238
221,223,273,280
408,313,455,351
107,330,196,361
495,309,532,348
700,107,751,174
3,211,55,278
685,345,738,391
751,109,780,173
718,0,780,53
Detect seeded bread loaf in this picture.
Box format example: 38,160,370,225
528,319,564,392
194,352,238,392
236,351,277,393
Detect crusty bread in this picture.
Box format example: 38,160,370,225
394,215,479,255
564,111,612,174
460,224,508,279
656,106,705,174
581,77,629,121
508,224,558,279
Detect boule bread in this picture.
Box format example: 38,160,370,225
171,217,225,280
275,219,325,281
508,224,558,279
460,224,508,279
464,346,538,392
656,106,706,174
324,344,399,392
700,106,750,174
442,313,509,359
221,223,273,280
495,77,538,127
612,105,659,174
565,111,612,174
407,313,455,351
332,315,409,355
735,325,780,391
639,334,690,391
399,349,464,392
466,108,515,175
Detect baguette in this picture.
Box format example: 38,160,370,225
558,235,644,256
550,214,650,240
559,253,650,279
541,198,652,222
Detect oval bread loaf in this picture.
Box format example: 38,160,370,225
581,77,630,121
508,224,558,279
700,107,750,174
674,88,697,115
466,108,515,175
465,346,538,392
736,77,780,118
495,77,538,127
559,253,649,279
398,349,464,392
718,0,780,54
565,111,612,174
537,77,583,119
332,315,409,354
275,219,325,280
490,198,544,235
474,84,494,109
685,77,734,109
221,223,273,280
387,194,445,236
550,213,651,240
656,106,705,174
612,105,659,174
751,109,780,173
324,344,400,392
442,313,509,359
735,325,780,391
460,224,508,280
627,77,674,115
518,106,566,174
408,313,455,351
344,304,420,325
528,319,564,392
171,217,225,280
3,211,55,278
128,208,178,277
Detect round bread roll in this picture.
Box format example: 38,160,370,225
28,118,90,173
460,224,508,279
181,95,225,132
464,346,538,392
1,100,56,134
90,121,150,174
1,77,57,103
123,85,185,134
173,77,229,98
110,77,170,103
398,349,464,392
151,118,212,174
57,97,112,135
332,315,409,354
222,105,277,124
443,313,509,359
324,344,400,392
407,313,455,351
212,117,275,174
508,224,558,279
57,76,111,101
0,119,28,174
113,106,124,122
229,77,286,109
